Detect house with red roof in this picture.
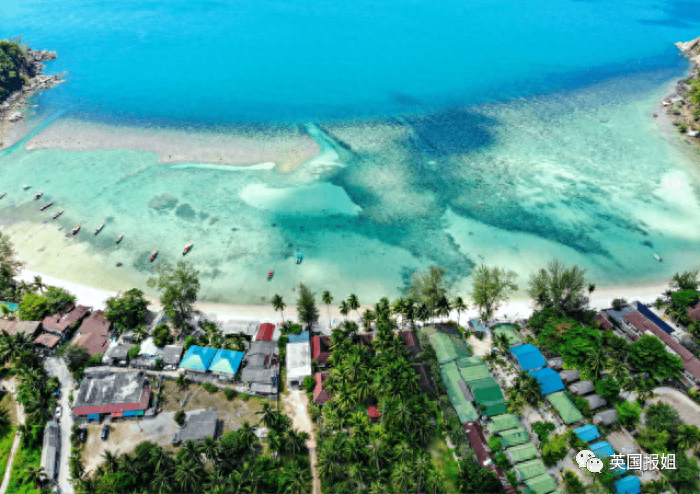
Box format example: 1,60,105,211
73,310,112,356
367,405,381,421
690,302,700,322
596,313,613,330
399,330,422,357
34,333,61,351
312,372,333,405
312,336,333,367
42,304,91,340
72,371,150,418
255,323,275,342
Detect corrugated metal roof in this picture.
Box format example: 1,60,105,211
516,459,546,480
574,424,600,442
614,476,641,494
547,391,583,424
209,349,244,375
499,427,530,447
524,474,557,494
510,344,546,371
591,441,615,458
528,367,565,395
179,346,217,371
506,443,538,463
287,331,310,343
488,414,521,434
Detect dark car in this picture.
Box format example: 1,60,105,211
101,425,109,440
79,428,87,442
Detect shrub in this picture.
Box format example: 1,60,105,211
493,451,510,470
184,335,196,350
224,388,236,401
18,293,49,320
128,345,141,360
87,353,103,367
152,323,174,347
475,332,484,340
542,433,569,466
616,401,642,429
174,410,186,426
532,421,556,444
303,375,316,394
240,393,250,401
45,286,76,314
506,471,517,487
201,382,217,393
594,377,621,403
488,435,502,452
679,123,688,133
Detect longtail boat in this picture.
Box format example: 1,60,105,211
296,251,303,264
183,241,193,255
23,185,30,190
654,253,662,262
72,224,81,235
268,268,274,280
53,209,64,220
40,201,53,211
94,221,105,235
150,249,158,262
116,234,123,244
34,190,43,200
0,192,6,199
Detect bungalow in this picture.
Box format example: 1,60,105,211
240,340,279,396
463,421,492,467
209,349,244,379
514,459,546,481
162,345,184,368
559,369,580,383
72,371,150,419
254,323,275,342
499,427,530,448
41,421,60,481
172,410,218,445
103,343,133,366
690,302,700,322
569,380,595,396
528,368,565,395
506,443,538,464
2,320,41,339
547,357,564,371
596,313,614,330
574,424,601,443
488,414,521,435
74,311,112,357
509,344,546,371
34,333,61,351
312,372,333,405
179,346,218,373
593,409,618,426
590,441,615,459
220,319,260,338
524,474,557,494
583,394,608,411
367,405,381,421
286,341,312,388
42,304,91,340
614,476,642,494
470,319,488,334
547,391,583,424
398,330,422,357
312,335,333,367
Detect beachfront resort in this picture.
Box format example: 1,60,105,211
1,232,700,494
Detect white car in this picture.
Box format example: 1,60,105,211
55,406,62,419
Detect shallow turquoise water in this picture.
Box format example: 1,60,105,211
1,1,700,303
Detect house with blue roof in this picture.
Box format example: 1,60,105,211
590,441,615,459
209,349,244,378
179,346,217,373
614,476,641,494
288,331,310,343
470,319,487,333
528,367,565,395
510,344,546,371
574,424,600,442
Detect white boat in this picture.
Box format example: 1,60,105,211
34,190,43,200
23,185,31,190
94,221,105,235
0,192,6,199
653,253,662,262
53,209,64,220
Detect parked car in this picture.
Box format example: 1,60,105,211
101,425,109,440
55,406,62,419
79,428,87,442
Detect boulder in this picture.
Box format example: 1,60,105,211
7,112,24,122
688,130,699,138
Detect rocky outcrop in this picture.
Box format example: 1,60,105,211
667,37,700,141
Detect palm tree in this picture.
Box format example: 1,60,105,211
282,464,311,494
272,294,286,323
32,275,47,294
435,295,451,322
677,425,700,451
176,373,189,389
586,347,607,377
453,296,467,327
23,465,46,488
339,300,350,321
101,450,119,474
256,402,280,429
175,459,204,493
322,290,334,329
416,303,431,326
392,298,407,329
348,294,360,319
361,309,376,332
132,324,149,343
414,454,430,494
391,461,414,494
285,429,310,456
202,435,220,463
493,332,510,355
425,467,444,494
605,359,629,382
238,421,258,457
180,440,204,464
367,439,383,472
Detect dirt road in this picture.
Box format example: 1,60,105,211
0,380,25,494
281,389,319,494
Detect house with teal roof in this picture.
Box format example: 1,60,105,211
209,349,244,378
179,346,217,372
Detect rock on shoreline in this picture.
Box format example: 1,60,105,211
666,37,700,142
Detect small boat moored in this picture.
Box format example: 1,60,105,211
72,224,81,235
150,249,158,262
296,251,303,264
34,190,43,200
94,221,105,235
23,185,30,190
53,209,64,220
0,192,6,199
116,234,123,244
268,268,274,280
654,253,662,262
40,200,53,211
183,241,193,255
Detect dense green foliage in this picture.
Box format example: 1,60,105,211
615,400,641,429
531,421,555,444
629,335,683,380
44,286,76,314
296,283,319,330
594,377,621,403
152,323,173,347
0,40,28,101
128,345,140,360
104,288,149,333
541,433,569,466
528,259,588,319
471,264,518,319
147,260,200,329
17,294,48,321
405,265,451,314
458,460,503,493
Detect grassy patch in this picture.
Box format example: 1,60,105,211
0,424,15,487
428,414,460,492
280,367,289,396
0,391,18,426
6,444,41,494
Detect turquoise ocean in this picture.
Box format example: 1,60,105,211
2,0,700,303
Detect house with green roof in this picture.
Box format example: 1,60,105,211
458,356,484,368
506,443,538,464
488,414,521,434
515,459,547,481
547,391,584,424
460,364,492,383
524,474,557,494
454,402,479,423
429,333,459,363
499,427,530,447
467,377,507,416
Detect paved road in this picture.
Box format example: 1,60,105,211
45,357,75,494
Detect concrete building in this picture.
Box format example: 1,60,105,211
41,421,60,482
72,371,151,419
162,345,184,368
287,341,312,388
240,340,279,396
103,342,134,366
172,410,219,444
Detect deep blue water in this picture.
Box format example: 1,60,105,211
2,0,700,123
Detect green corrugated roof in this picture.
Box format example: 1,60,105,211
460,364,492,383
525,474,557,494
492,324,523,345
548,391,584,424
500,427,530,447
455,401,479,423
483,400,508,417
430,333,458,363
470,377,505,405
488,414,521,433
458,356,485,368
507,443,538,463
516,459,547,480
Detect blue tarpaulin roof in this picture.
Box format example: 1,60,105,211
510,344,546,371
87,414,100,419
574,424,600,442
470,319,487,333
528,367,565,395
591,441,615,458
614,476,641,494
179,345,217,371
288,331,310,343
209,349,244,375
